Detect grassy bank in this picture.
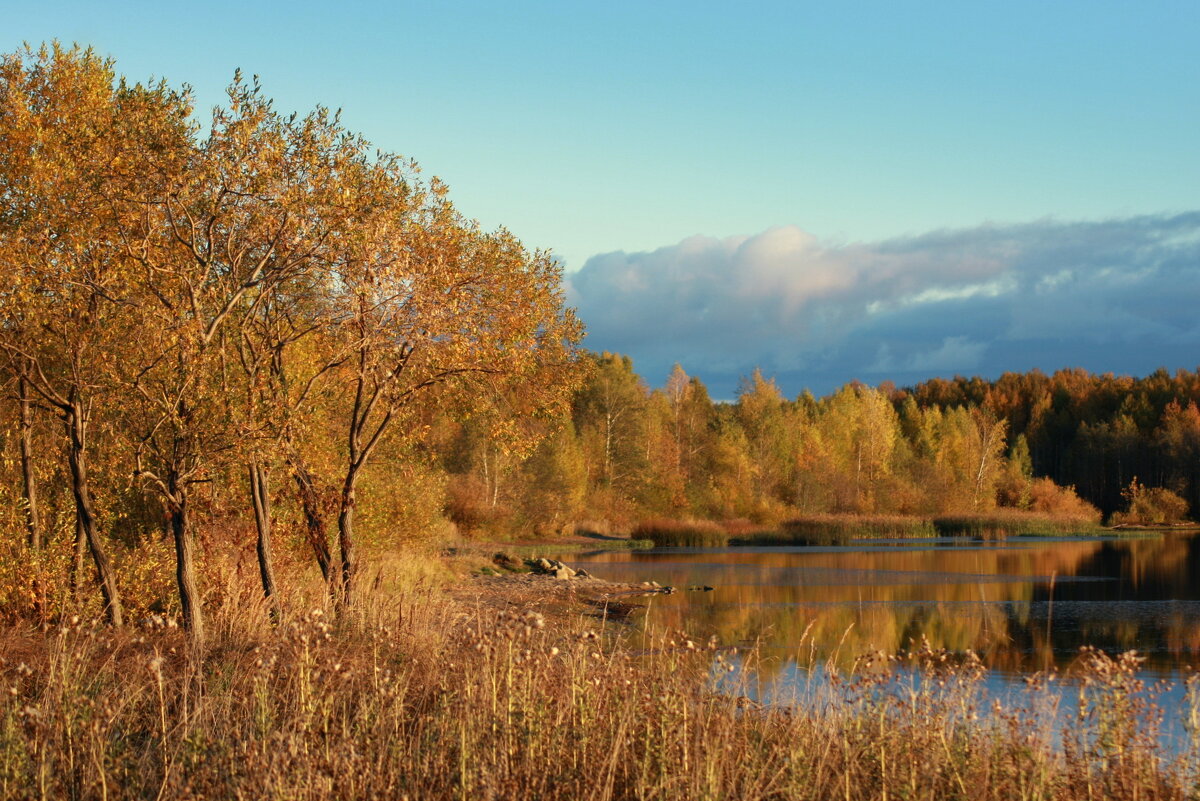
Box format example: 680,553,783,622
1,578,1198,800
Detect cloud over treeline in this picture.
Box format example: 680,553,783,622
565,213,1200,397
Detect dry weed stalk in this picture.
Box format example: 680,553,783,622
0,583,1197,800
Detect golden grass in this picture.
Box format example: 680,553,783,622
1,560,1199,799
631,518,730,547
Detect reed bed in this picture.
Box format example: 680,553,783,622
741,514,938,545
933,512,1104,539
1,582,1199,800
617,512,1103,548
632,517,730,547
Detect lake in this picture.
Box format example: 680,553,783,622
559,532,1200,682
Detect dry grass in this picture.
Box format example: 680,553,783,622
1,562,1199,800
642,512,1102,546
632,518,730,547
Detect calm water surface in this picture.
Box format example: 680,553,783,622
559,533,1200,680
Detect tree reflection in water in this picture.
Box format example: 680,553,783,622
562,533,1200,680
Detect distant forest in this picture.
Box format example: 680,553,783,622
899,367,1200,517
439,356,1198,536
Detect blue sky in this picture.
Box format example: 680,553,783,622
8,2,1200,395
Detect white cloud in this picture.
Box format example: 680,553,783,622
566,213,1200,395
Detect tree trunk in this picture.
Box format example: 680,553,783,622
336,469,359,608
168,478,203,643
248,461,279,620
291,462,334,585
66,405,123,626
604,411,614,486
70,516,86,597
18,375,41,549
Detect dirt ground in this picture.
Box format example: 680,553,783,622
447,553,673,627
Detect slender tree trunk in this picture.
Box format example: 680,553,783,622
291,461,334,585
604,411,614,486
336,360,397,610
70,516,86,597
973,421,1004,511
481,446,492,505
168,476,203,643
855,444,863,508
18,375,41,549
337,469,359,608
248,461,279,619
65,405,123,626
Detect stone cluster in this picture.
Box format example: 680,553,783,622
527,557,592,580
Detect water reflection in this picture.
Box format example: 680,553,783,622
560,533,1200,678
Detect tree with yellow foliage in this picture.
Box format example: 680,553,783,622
0,44,191,625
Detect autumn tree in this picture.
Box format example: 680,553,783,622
573,353,648,510
820,384,900,512
968,408,1009,510
1156,400,1200,513
702,405,757,518
227,116,375,608
736,369,796,506
0,45,191,624
664,364,691,474
14,370,40,548
320,166,583,604
122,75,357,640
517,418,588,536
996,433,1034,508
233,272,347,611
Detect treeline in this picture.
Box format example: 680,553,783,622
441,356,1117,535
0,45,582,636
902,368,1200,516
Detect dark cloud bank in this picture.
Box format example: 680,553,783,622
565,213,1200,398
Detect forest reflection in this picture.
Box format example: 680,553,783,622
565,534,1200,678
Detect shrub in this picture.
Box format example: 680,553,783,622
1026,478,1102,520
1112,478,1190,526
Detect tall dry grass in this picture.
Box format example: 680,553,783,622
0,560,1198,799
632,518,729,547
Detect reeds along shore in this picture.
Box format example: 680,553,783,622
2,575,1199,801
634,512,1104,547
